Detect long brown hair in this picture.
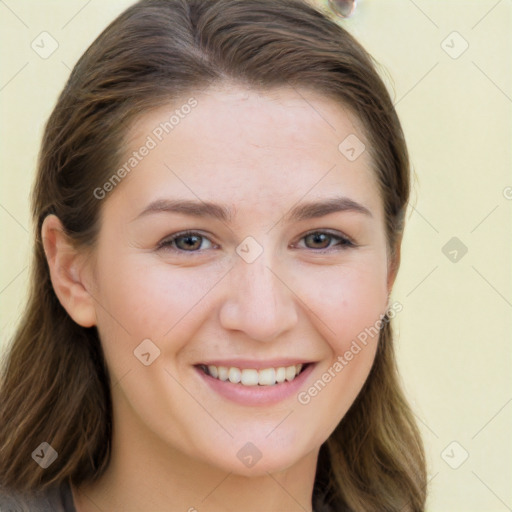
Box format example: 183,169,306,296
0,0,426,510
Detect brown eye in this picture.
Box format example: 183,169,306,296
176,234,202,250
158,231,213,253
304,232,331,249
300,231,354,251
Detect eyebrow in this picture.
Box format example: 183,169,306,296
133,196,372,223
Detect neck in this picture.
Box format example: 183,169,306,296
72,400,319,512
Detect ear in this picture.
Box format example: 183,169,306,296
41,214,97,327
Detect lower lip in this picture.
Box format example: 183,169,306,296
196,364,315,406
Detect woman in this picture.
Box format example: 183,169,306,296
0,0,426,510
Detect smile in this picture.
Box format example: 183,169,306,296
198,363,307,386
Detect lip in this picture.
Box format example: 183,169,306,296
195,362,316,406
198,358,312,370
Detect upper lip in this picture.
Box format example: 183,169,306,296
196,359,314,370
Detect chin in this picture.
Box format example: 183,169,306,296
198,429,318,477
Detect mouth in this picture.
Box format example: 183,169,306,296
195,360,316,406
196,362,310,387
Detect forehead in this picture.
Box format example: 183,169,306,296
107,84,383,221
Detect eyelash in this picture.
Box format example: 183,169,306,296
157,230,356,255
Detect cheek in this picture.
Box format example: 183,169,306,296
94,252,215,334
293,261,388,437
91,248,229,380
295,257,389,354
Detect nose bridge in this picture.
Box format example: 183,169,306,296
219,243,298,341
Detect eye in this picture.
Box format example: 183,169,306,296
157,231,214,253
157,229,355,255
296,230,355,251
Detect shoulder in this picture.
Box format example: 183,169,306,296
0,481,72,512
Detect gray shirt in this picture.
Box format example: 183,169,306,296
0,480,336,511
0,480,76,512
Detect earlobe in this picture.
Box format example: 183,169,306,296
41,214,97,328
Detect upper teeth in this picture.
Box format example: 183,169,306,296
205,364,304,386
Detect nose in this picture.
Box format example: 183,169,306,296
218,250,299,342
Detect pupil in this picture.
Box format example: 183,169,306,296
180,235,199,250
309,233,328,248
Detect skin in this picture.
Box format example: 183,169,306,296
42,83,398,512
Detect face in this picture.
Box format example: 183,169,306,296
84,84,392,476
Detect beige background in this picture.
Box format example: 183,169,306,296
1,1,511,510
